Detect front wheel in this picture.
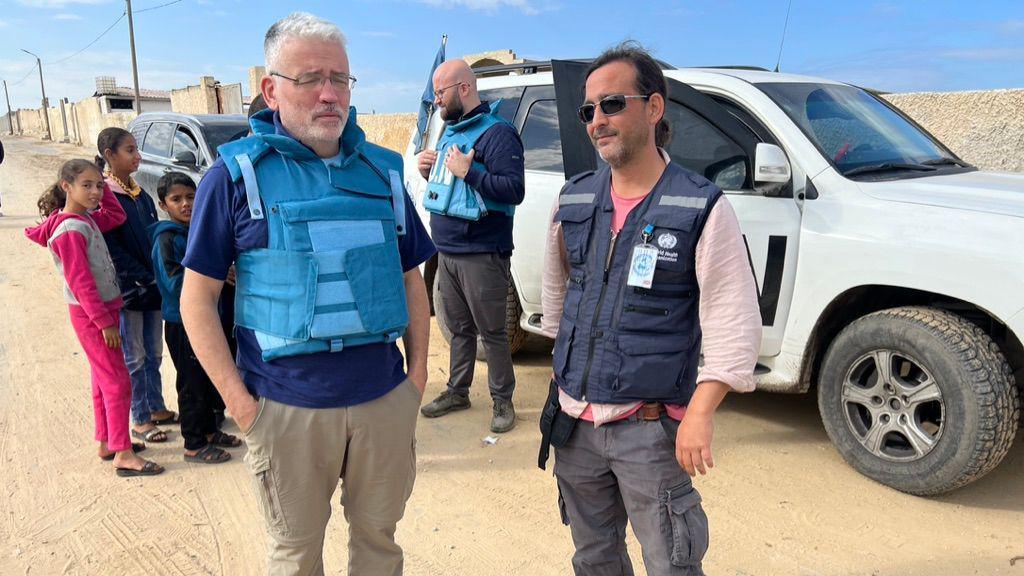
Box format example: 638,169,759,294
818,306,1019,495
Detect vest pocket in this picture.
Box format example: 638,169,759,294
552,323,575,378
344,243,409,335
234,249,317,340
665,482,709,567
555,204,596,265
615,335,690,399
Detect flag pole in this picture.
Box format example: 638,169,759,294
421,34,447,149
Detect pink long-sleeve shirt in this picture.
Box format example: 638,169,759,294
541,154,762,426
25,183,127,329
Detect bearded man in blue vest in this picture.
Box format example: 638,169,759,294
540,43,762,575
180,12,435,575
417,59,525,433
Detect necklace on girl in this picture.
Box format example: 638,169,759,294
106,172,142,199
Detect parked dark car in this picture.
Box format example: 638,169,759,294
127,112,249,202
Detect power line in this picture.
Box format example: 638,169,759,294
8,63,38,87
135,0,183,14
48,11,127,66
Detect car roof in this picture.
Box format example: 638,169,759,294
130,112,248,126
475,65,847,92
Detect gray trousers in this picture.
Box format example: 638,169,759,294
437,251,516,401
553,415,709,576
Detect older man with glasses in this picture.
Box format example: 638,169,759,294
181,12,435,575
416,59,525,433
539,42,762,575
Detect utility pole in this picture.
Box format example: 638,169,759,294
3,80,13,135
20,49,52,141
126,0,142,114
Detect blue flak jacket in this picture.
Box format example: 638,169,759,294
218,108,410,362
427,101,525,256
182,108,436,409
553,163,721,406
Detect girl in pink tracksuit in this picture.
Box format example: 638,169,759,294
25,159,165,477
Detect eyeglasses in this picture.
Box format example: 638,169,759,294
270,71,357,92
433,82,465,99
577,94,650,124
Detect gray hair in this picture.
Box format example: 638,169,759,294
264,12,347,70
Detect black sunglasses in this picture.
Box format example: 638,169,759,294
577,94,651,124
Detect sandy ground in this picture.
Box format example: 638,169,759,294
0,134,1022,576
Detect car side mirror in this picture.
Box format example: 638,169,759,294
754,143,791,196
172,150,197,167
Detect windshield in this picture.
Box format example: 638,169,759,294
757,82,958,176
202,123,250,158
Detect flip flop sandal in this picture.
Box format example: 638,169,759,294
131,427,168,443
115,460,165,477
151,411,180,425
99,442,147,461
184,445,231,464
208,430,243,448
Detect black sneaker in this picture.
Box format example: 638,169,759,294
420,390,471,418
490,399,516,433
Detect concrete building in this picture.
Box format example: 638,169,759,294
93,76,171,114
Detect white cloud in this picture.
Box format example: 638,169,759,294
998,19,1024,35
17,0,112,7
416,0,547,16
0,19,8,27
54,13,83,20
940,48,1024,62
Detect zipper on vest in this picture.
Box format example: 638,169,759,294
580,231,619,401
624,304,669,316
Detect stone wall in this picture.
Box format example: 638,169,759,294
359,112,417,154
882,89,1024,173
171,76,219,114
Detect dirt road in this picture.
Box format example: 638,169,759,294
1,135,1021,575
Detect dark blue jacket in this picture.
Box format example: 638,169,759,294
149,220,187,323
429,102,525,255
103,184,162,311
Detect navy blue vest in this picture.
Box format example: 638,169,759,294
552,163,720,405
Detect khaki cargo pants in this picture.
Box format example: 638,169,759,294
243,379,421,576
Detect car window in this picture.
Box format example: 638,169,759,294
171,126,200,164
202,124,250,158
129,123,150,150
521,100,563,173
141,122,174,159
663,102,749,190
479,86,525,124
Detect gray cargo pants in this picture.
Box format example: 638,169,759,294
553,414,709,576
437,251,516,401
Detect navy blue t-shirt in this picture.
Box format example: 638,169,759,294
183,117,436,409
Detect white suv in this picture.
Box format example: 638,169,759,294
403,60,1023,495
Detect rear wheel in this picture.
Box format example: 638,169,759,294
433,273,527,356
818,306,1019,495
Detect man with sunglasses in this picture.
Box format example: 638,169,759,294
416,59,525,433
540,43,761,575
181,12,435,574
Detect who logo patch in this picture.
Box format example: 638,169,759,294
657,233,678,250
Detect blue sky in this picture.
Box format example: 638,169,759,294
1,0,1021,113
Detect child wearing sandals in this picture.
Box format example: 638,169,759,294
151,172,242,464
25,159,165,477
96,128,178,444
